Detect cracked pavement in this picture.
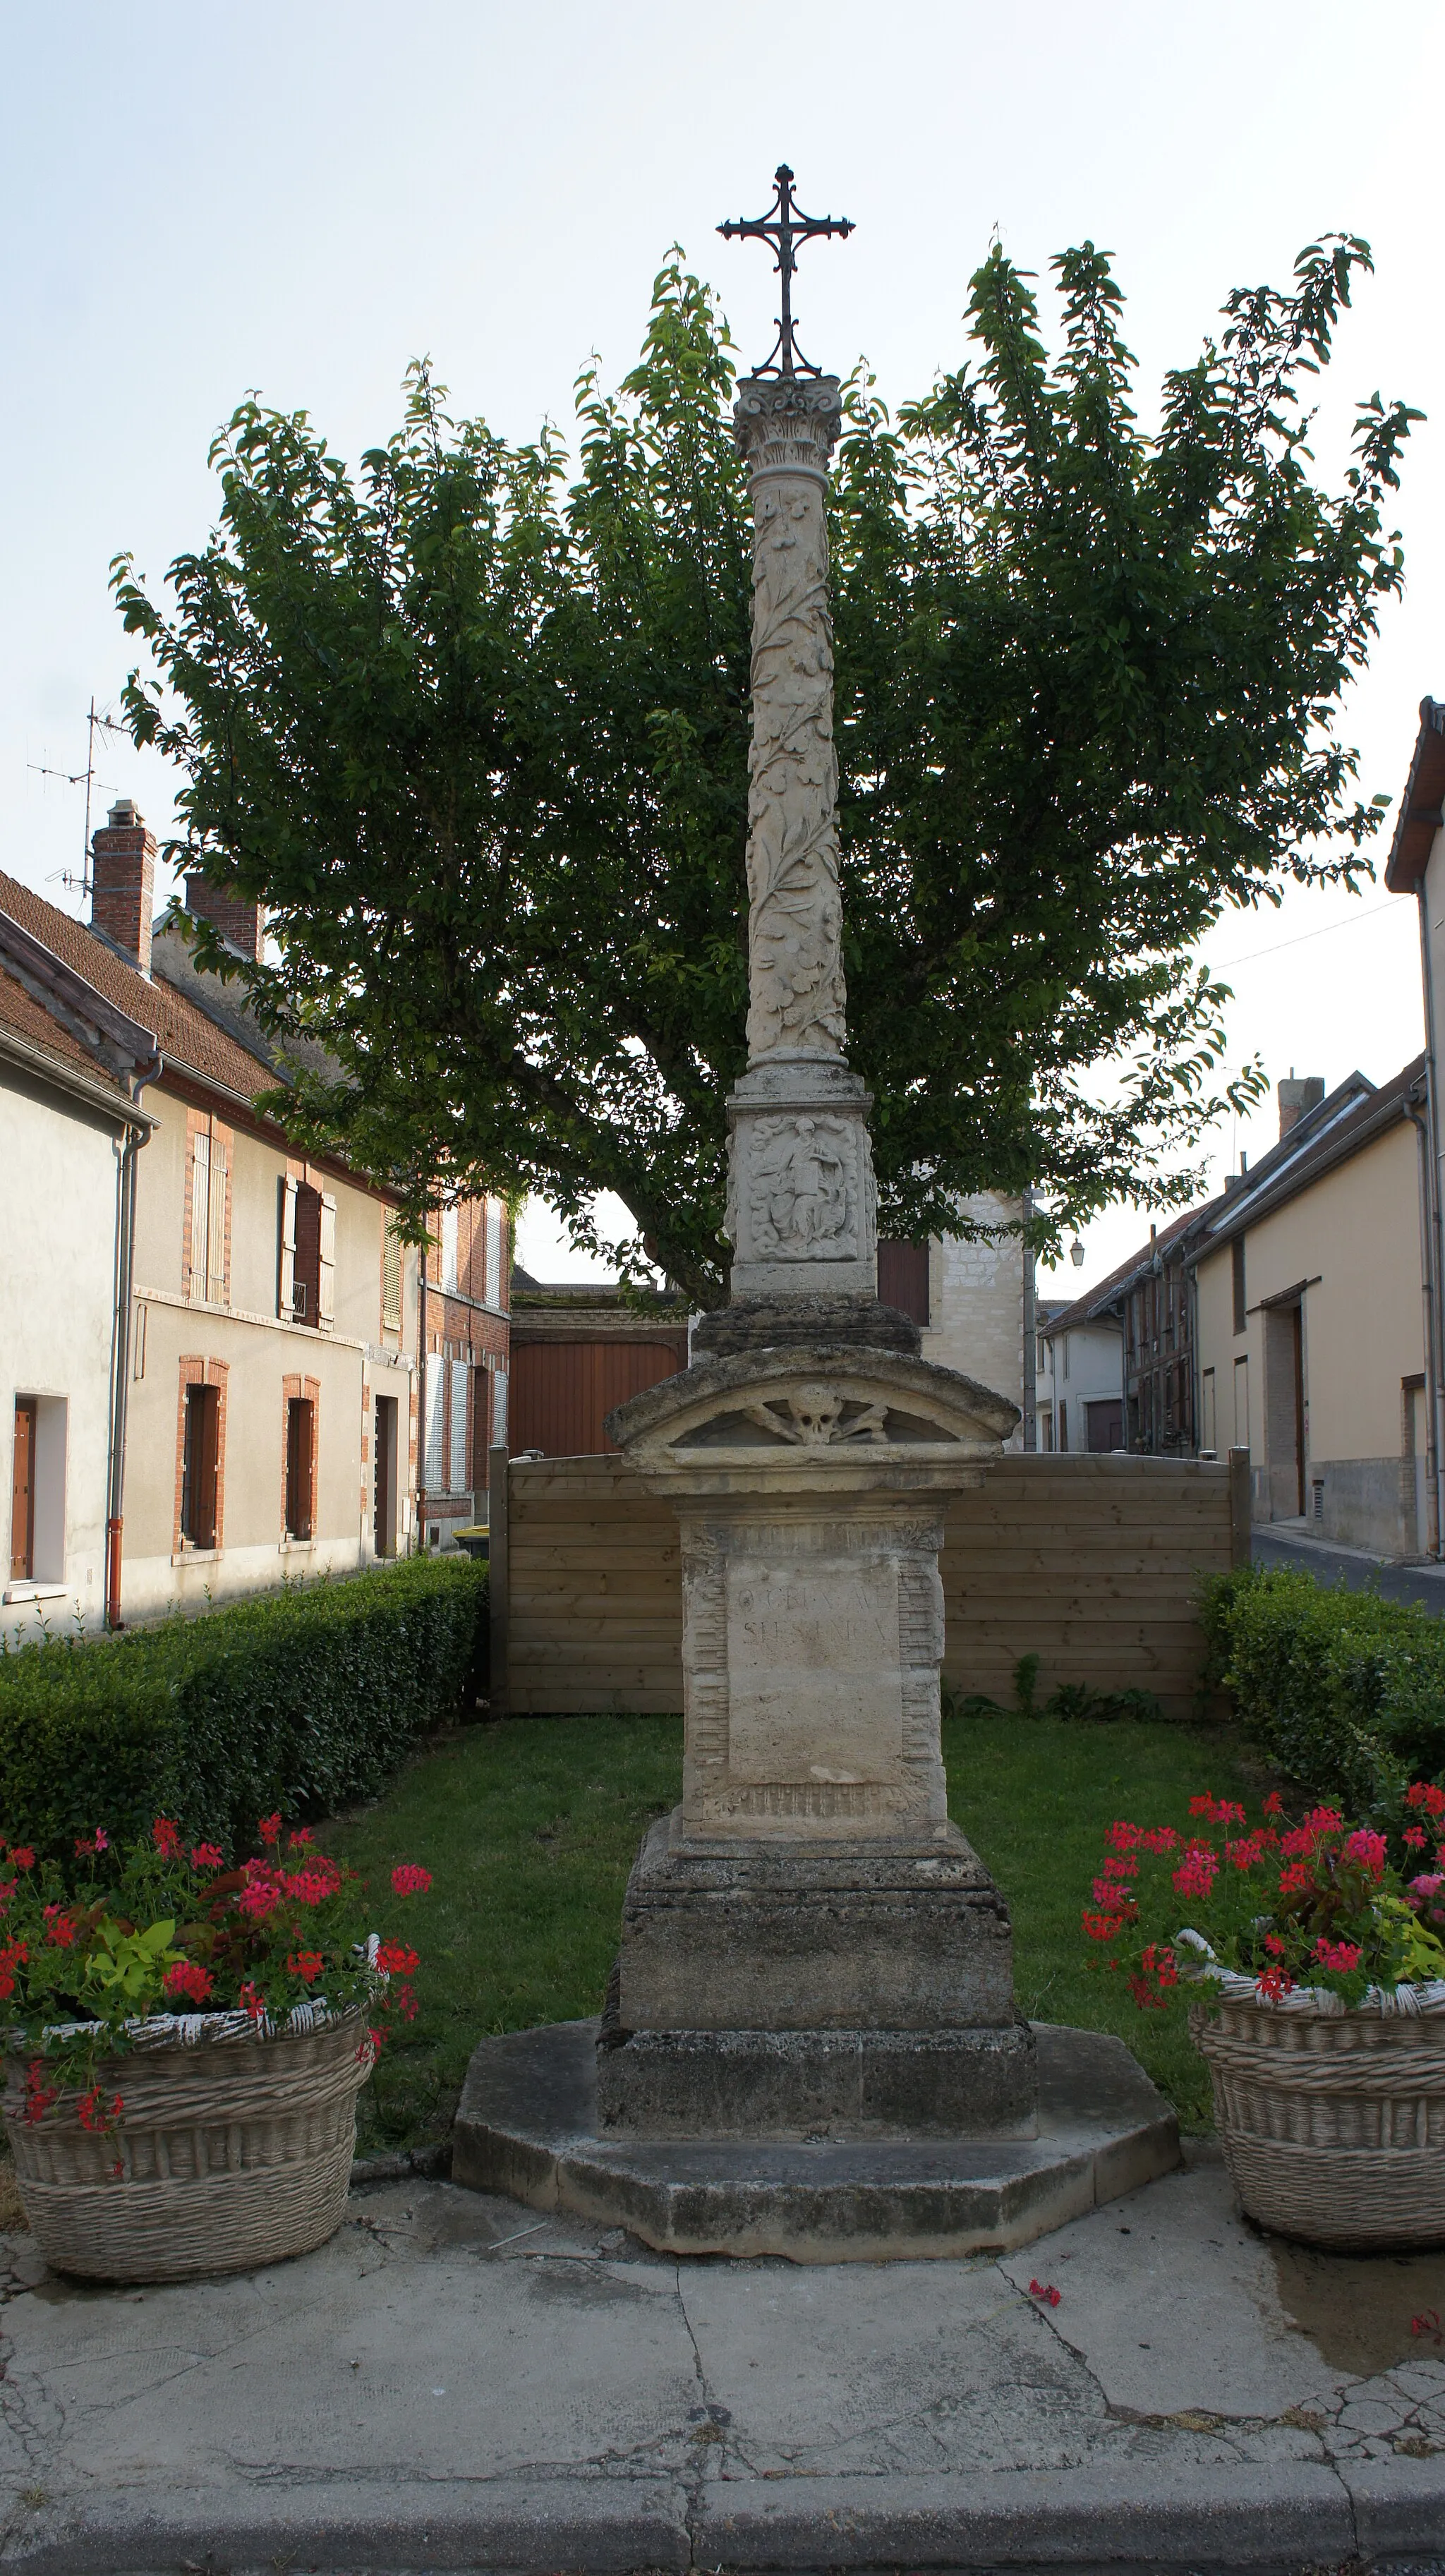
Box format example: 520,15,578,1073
4,2145,1445,2568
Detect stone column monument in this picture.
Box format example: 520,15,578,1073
592,174,1036,2142
454,171,1179,2253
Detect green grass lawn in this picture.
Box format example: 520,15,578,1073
327,1710,1262,2155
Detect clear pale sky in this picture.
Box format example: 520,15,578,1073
4,1,1440,1294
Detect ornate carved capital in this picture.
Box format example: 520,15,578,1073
733,374,843,479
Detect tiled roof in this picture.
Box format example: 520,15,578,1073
0,871,272,1101
1044,1200,1215,1334
0,961,130,1096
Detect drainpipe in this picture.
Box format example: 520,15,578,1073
1020,1189,1037,1451
1416,876,1445,1556
416,1235,428,1554
105,1055,162,1628
1405,1089,1441,1558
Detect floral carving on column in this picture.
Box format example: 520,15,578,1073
734,377,847,1063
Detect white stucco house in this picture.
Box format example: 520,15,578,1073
1037,1300,1125,1452
0,907,160,1643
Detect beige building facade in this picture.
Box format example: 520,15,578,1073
1192,1066,1429,1555
2,804,510,1630
916,1195,1032,1451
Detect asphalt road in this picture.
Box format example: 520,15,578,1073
1252,1526,1445,1614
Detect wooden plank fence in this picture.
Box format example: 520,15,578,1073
491,1450,1244,1721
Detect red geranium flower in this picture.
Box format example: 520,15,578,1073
257,1813,282,1848
391,1864,432,1896
375,1940,419,1976
163,1959,214,2005
190,1844,224,1870
152,1818,182,1858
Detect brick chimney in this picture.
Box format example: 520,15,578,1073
91,798,156,973
184,872,265,964
1278,1072,1324,1139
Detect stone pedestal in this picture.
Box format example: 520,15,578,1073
598,1343,1029,2143
596,1820,1036,2140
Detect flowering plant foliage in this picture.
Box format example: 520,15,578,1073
0,1814,433,2123
1082,1784,1445,2011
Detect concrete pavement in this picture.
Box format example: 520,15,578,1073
4,2143,1445,2570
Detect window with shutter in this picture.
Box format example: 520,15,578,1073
487,1202,502,1307
382,1225,402,1328
442,1206,459,1295
207,1139,229,1307
492,1365,508,1448
318,1192,337,1331
279,1175,298,1319
449,1356,469,1494
190,1132,211,1300
423,1362,446,1492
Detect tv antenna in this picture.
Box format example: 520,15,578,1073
30,698,128,897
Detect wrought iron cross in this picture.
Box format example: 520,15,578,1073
718,164,854,378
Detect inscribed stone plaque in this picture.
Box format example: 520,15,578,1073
725,1556,903,1783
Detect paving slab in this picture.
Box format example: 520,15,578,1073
4,2152,1445,2569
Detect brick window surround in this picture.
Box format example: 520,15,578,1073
281,1373,322,1543
174,1357,229,1555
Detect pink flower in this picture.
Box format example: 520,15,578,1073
391,1864,433,1897
1092,1877,1139,1910
237,1879,281,1921
1104,1821,1142,1852
1029,2279,1062,2306
1410,1873,1445,1899
1172,1847,1219,1901
190,1843,224,1870
1345,1828,1388,1878
152,1818,182,1858
257,1813,282,1849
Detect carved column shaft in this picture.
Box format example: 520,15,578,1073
723,377,878,1304
735,375,847,1063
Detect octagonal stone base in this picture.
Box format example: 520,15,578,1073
452,2019,1180,2262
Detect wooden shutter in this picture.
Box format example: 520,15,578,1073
449,1357,469,1494
207,1139,229,1307
191,1132,211,1301
423,1362,446,1491
382,1226,402,1327
279,1175,298,1318
318,1193,337,1330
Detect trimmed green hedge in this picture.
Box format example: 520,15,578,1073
0,1556,487,1860
1199,1562,1445,1813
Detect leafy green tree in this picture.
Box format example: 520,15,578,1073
114,236,1416,1305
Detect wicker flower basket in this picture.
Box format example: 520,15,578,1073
1191,1979,1445,2249
3,2002,374,2284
